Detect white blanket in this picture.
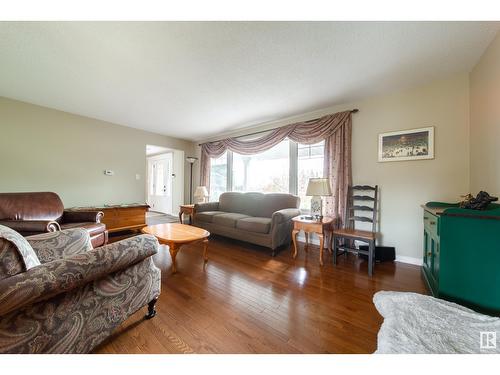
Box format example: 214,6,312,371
373,291,500,353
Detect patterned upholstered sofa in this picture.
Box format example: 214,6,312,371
0,225,161,354
194,192,301,256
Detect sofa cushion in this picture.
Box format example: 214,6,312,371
195,211,227,223
219,192,300,217
0,224,41,274
236,217,272,234
60,222,106,237
212,213,251,228
27,228,93,263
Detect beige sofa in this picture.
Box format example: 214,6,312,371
194,192,301,256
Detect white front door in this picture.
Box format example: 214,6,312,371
147,153,173,214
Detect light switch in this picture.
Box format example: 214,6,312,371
104,170,114,176
135,174,141,180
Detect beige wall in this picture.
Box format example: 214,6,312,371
470,32,500,194
195,74,471,262
1,72,473,262
349,74,469,261
0,97,195,207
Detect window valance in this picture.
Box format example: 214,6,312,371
199,110,353,225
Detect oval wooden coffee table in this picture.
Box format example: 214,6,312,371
142,223,210,274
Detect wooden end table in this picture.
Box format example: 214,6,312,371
179,204,195,224
291,216,334,266
142,223,210,274
66,204,150,233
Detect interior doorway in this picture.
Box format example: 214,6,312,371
147,153,173,214
146,145,184,215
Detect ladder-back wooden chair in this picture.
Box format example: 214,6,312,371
332,185,378,276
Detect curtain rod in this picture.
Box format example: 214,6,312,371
198,109,358,146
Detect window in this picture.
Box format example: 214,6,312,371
232,140,289,193
209,152,228,201
297,141,325,211
208,139,326,212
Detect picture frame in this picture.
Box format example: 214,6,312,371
378,126,434,162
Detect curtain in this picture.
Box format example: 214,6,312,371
323,115,352,227
200,110,353,225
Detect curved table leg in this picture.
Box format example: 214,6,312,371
319,233,324,266
327,230,333,254
292,229,299,259
169,243,180,274
203,239,209,263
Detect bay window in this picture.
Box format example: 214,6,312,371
297,141,325,211
232,140,289,193
209,151,228,201
208,139,325,212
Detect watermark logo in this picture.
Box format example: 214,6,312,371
480,331,497,349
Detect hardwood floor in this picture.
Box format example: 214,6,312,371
94,235,427,354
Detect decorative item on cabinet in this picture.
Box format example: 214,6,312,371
459,191,498,210
422,201,500,313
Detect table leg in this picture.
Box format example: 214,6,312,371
169,243,180,273
203,239,209,263
292,229,299,259
304,232,309,252
178,212,183,224
319,233,324,266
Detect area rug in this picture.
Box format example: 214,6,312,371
373,291,500,353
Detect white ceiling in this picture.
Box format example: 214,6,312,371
0,22,498,141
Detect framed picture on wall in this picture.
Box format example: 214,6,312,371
378,126,434,162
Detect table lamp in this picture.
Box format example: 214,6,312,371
306,178,332,220
194,186,209,203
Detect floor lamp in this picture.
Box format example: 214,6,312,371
186,157,198,204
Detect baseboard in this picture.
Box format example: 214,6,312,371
395,255,422,266
297,234,423,266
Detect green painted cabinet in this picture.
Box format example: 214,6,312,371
422,202,500,312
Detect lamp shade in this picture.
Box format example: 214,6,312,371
194,186,209,198
186,157,198,164
306,178,331,196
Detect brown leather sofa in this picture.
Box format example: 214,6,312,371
0,192,108,247
194,192,301,256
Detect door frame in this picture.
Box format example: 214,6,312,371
147,152,173,214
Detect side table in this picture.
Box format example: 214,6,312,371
291,216,334,266
179,204,195,225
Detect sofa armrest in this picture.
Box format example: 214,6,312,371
272,208,301,225
62,210,104,223
194,202,219,212
270,208,301,250
26,228,93,263
0,220,60,234
0,234,159,317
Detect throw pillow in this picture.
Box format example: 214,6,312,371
0,224,41,270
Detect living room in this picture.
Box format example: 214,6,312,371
1,1,500,372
